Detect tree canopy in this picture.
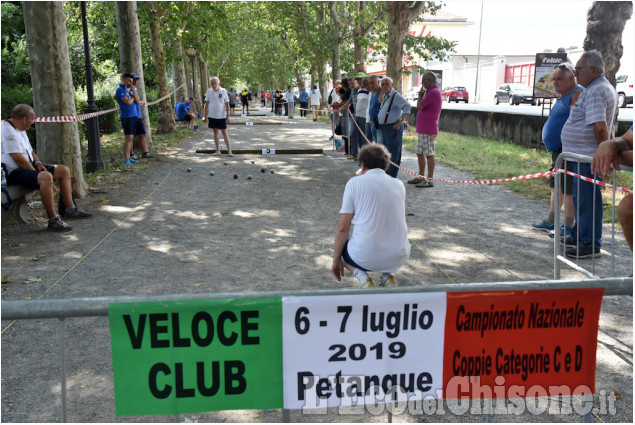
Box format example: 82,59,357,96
2,0,455,104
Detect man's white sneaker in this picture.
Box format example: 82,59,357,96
380,275,398,287
358,277,376,288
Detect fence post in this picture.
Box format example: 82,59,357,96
59,318,67,422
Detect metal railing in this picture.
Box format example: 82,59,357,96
553,152,633,279
2,278,632,422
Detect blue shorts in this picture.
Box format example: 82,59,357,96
121,117,146,136
208,118,227,130
341,240,369,272
7,164,56,190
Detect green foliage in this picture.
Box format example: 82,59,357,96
1,85,32,119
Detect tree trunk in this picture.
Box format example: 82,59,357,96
115,1,153,149
294,65,305,90
353,1,366,73
143,2,175,134
171,49,187,104
386,1,426,91
583,1,633,86
329,2,342,84
22,1,88,197
198,53,208,113
319,67,327,102
183,56,194,100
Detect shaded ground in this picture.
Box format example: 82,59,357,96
1,108,632,422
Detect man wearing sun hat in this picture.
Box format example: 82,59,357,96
128,72,154,160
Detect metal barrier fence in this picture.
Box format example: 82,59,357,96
553,152,633,279
2,278,632,423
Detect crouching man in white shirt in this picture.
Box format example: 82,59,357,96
331,144,410,287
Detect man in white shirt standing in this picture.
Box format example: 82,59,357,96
332,144,410,288
203,76,233,156
309,85,322,122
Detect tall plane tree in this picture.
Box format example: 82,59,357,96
115,1,153,148
141,1,175,134
22,1,88,197
385,1,427,90
583,1,633,86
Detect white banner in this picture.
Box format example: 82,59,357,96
282,293,446,409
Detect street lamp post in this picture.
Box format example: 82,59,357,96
81,1,105,173
187,48,196,99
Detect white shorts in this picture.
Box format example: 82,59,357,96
417,133,436,156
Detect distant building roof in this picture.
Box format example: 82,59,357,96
420,10,468,23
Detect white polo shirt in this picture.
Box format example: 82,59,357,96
310,89,322,106
340,168,410,272
205,87,229,119
1,121,33,174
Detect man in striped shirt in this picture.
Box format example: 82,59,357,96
560,50,618,259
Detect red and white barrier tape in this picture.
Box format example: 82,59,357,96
554,168,633,194
347,112,633,194
31,84,185,123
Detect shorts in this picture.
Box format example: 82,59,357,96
183,114,192,122
417,133,436,156
207,118,227,130
121,117,146,136
229,103,236,108
7,164,56,190
341,240,369,272
551,149,573,194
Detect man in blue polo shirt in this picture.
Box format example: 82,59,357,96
175,96,198,130
128,73,155,160
115,73,139,165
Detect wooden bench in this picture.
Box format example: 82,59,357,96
2,185,36,225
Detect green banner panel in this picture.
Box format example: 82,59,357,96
108,297,283,416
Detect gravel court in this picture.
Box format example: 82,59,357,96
1,106,632,422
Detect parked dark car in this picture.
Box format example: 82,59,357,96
495,83,536,105
441,86,469,103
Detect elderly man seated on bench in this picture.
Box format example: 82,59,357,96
1,104,91,231
175,97,199,130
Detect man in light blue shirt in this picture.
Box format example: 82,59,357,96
560,50,618,259
377,77,411,177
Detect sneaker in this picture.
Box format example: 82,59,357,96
358,277,375,288
48,216,72,232
130,154,139,161
142,152,155,159
560,237,579,247
416,179,434,188
123,158,133,165
408,177,424,184
566,243,601,259
346,156,356,160
193,126,199,130
63,206,92,219
128,157,139,163
227,151,234,157
532,219,554,232
380,275,398,287
549,224,574,239
212,151,221,156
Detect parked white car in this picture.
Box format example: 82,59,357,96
616,75,633,108
405,86,421,101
